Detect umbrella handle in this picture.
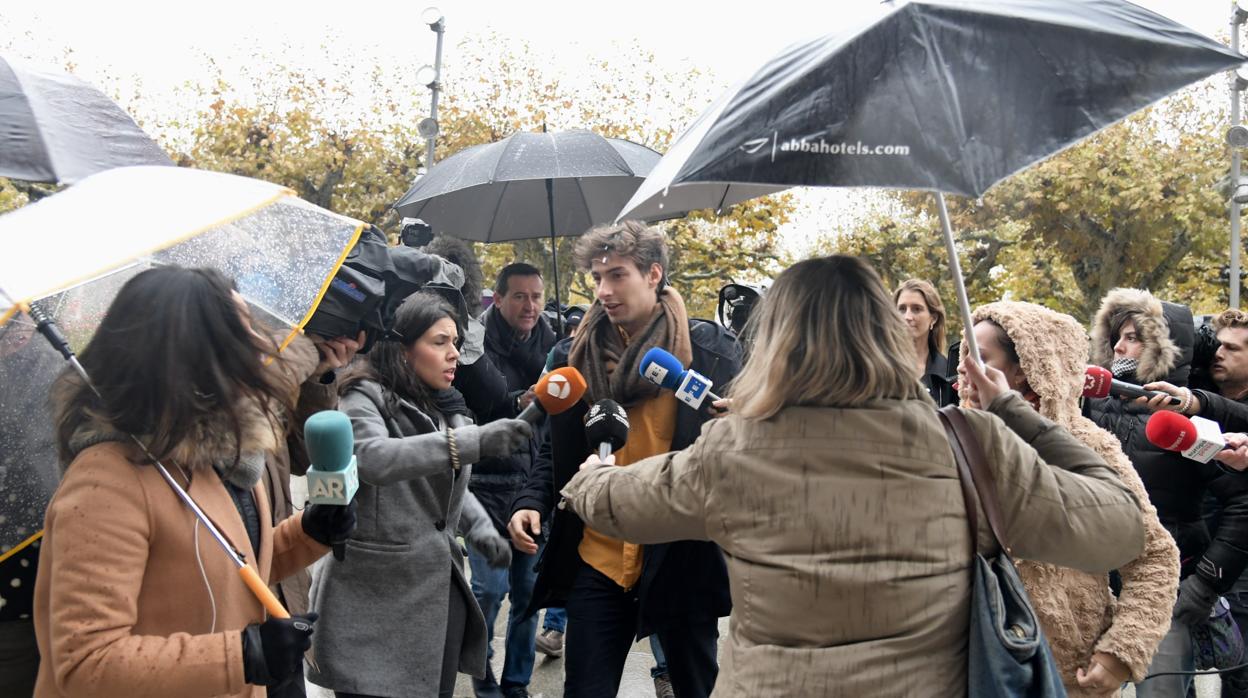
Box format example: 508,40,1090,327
238,564,291,619
934,193,981,367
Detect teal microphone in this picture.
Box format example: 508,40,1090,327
305,410,359,560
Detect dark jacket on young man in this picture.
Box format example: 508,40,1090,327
1087,291,1248,591
469,306,557,535
511,318,742,638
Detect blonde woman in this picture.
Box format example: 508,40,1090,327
557,255,1147,697
963,302,1178,696
894,278,955,406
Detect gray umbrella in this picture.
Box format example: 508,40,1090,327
393,129,662,321
618,0,1244,362
0,55,173,185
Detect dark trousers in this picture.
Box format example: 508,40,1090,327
0,619,39,698
563,562,719,698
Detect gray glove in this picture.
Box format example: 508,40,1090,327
1173,574,1219,626
477,418,533,459
466,523,512,569
459,492,512,569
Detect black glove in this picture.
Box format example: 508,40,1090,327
302,499,357,549
475,418,533,459
1173,574,1220,626
242,613,318,686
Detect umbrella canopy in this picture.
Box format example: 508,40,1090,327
620,0,1244,221
0,55,174,185
394,129,661,242
0,165,365,562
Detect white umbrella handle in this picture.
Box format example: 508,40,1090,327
934,193,981,367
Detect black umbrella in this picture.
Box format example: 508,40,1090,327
0,55,173,185
619,0,1244,361
393,129,661,325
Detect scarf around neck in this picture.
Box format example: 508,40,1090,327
567,287,693,407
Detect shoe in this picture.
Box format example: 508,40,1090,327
535,628,564,658
653,672,675,698
472,664,503,698
501,687,530,698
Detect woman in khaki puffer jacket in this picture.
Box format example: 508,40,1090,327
559,255,1149,697
966,302,1179,695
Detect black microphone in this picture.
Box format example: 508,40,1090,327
585,399,629,460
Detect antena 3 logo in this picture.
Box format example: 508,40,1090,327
546,373,571,400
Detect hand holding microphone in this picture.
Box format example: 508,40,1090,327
304,410,360,560
1145,411,1228,464
1082,366,1183,407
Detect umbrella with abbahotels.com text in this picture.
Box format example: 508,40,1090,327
0,165,366,619
618,0,1245,363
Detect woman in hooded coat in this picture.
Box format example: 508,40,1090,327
965,301,1178,696
1086,289,1248,696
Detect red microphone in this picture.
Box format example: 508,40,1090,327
1145,411,1227,462
1082,366,1181,406
1145,411,1198,452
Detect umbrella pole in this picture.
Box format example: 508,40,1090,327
934,193,982,366
9,298,291,620
545,178,564,336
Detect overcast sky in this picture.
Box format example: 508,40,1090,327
0,0,1235,257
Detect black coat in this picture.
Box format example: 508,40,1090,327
468,308,557,535
511,319,742,637
1193,388,1248,434
1089,302,1248,590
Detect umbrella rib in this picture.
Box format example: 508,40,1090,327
486,179,511,242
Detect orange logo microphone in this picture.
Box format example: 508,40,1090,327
518,367,588,423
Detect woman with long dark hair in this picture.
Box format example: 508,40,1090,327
558,255,1148,696
35,266,353,697
307,292,528,698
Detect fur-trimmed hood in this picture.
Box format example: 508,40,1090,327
53,333,320,472
1090,288,1193,385
971,301,1088,425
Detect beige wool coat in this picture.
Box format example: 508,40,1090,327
561,391,1147,697
971,302,1179,693
34,335,332,697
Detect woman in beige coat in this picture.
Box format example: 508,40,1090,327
965,302,1179,695
560,255,1148,697
33,267,353,698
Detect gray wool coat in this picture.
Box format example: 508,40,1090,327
307,380,490,697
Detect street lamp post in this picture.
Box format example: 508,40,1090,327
418,7,446,167
1230,2,1248,308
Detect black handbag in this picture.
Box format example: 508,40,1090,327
938,405,1067,697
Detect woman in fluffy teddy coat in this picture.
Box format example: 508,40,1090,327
964,301,1179,696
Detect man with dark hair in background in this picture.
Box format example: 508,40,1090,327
508,221,741,698
468,262,556,698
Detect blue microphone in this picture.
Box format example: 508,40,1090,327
639,347,720,409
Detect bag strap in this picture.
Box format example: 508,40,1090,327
938,405,1012,557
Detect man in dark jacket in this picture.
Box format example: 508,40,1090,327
468,263,556,698
1137,308,1248,697
508,221,741,698
1087,289,1248,697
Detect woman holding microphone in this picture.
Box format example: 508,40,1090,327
558,255,1147,696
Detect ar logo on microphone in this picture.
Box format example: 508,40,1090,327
546,373,572,400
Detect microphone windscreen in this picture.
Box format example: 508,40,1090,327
639,347,685,390
535,367,588,415
585,399,630,452
1145,411,1199,452
305,410,355,472
1082,366,1113,399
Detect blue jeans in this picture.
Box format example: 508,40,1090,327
650,634,668,678
1134,621,1194,698
468,543,541,689
543,607,566,633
